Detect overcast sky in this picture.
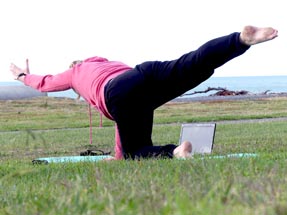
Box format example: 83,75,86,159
1,0,286,82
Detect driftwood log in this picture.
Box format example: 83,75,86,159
183,87,271,97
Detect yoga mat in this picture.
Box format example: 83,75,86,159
33,153,257,164
203,153,258,159
32,155,113,164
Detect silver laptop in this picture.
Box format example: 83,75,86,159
179,123,216,155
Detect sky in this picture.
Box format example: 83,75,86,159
0,0,286,82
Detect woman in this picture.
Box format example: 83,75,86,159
10,26,278,160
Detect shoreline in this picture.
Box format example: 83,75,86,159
172,93,287,102
1,91,287,102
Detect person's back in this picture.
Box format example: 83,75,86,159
24,56,132,118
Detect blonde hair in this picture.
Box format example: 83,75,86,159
69,60,83,69
69,60,83,100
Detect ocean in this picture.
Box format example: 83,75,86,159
1,75,287,99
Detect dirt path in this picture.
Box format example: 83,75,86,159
214,117,287,125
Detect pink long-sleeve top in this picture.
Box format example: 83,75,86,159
24,56,132,159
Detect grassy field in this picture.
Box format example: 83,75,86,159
1,96,287,215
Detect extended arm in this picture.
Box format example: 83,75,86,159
10,59,72,92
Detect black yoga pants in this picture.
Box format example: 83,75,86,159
104,32,250,159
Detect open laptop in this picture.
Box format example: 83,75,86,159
179,123,216,155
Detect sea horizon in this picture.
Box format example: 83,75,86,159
1,75,287,99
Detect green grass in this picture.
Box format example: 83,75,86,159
1,96,287,215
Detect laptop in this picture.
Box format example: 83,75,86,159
179,123,216,155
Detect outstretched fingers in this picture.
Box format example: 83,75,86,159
26,59,30,74
10,59,30,80
10,63,26,80
10,63,20,78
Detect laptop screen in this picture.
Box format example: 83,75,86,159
179,123,216,155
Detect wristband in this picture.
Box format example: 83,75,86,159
17,73,26,80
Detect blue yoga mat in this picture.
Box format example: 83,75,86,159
32,155,113,164
176,153,258,160
33,153,257,164
203,153,258,159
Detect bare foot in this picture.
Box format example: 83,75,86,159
239,26,278,46
173,141,192,159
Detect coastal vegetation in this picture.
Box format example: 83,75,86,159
1,96,287,214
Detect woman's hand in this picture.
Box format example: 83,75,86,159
10,59,30,82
